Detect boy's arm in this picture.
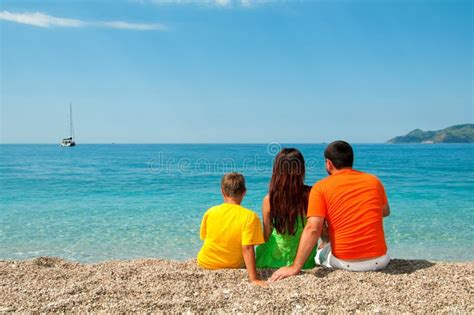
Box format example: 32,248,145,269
242,245,266,286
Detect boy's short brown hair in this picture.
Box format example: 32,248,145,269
221,172,246,198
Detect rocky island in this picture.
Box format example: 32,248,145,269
387,124,474,144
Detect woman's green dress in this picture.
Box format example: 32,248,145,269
256,218,316,269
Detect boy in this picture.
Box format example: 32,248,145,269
197,172,265,286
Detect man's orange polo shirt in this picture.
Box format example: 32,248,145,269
307,169,388,260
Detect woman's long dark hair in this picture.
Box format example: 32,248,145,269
269,148,309,235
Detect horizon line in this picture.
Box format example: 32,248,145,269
4,142,467,145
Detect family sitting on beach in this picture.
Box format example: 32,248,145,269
197,141,390,285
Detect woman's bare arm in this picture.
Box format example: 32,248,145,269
262,195,272,242
320,221,330,242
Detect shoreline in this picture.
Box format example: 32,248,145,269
1,257,472,312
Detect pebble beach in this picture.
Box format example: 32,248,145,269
1,257,472,313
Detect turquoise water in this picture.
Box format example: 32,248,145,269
1,144,473,262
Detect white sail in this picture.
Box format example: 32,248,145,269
60,102,76,147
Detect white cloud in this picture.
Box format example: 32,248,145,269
147,0,271,7
149,0,228,5
100,21,167,31
0,11,84,28
238,0,273,7
215,0,232,6
239,0,252,7
0,11,167,31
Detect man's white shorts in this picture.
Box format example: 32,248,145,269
315,244,390,272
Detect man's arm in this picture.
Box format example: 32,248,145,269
242,245,266,286
269,216,324,282
378,179,390,218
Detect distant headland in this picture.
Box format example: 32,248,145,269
386,124,474,144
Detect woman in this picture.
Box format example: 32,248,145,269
256,148,316,269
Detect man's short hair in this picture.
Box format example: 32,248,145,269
324,141,354,169
221,172,246,198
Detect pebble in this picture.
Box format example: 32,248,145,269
0,257,472,313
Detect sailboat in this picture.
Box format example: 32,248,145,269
60,102,76,147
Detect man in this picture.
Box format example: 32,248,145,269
270,141,390,281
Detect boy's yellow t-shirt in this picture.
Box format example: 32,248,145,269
197,203,264,269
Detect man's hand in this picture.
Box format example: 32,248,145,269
268,216,324,283
268,266,300,282
251,279,267,287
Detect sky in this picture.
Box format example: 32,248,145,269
0,0,472,143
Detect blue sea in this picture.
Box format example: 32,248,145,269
1,144,473,262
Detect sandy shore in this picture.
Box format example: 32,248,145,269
0,257,472,313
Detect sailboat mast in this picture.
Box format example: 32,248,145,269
70,102,74,139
